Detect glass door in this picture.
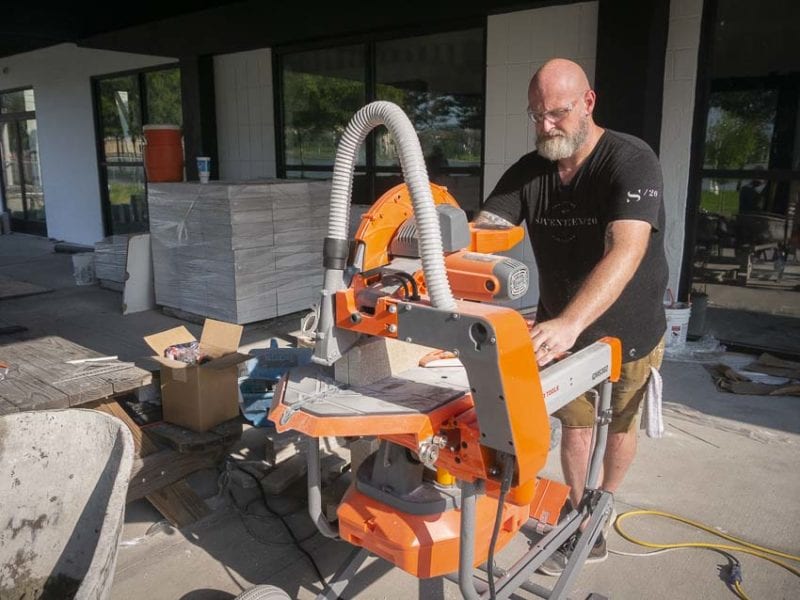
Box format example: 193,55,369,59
96,74,146,234
0,88,46,235
94,66,181,235
686,0,800,354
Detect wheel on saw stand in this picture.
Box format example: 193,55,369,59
234,585,291,600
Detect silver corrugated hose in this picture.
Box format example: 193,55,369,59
326,100,456,310
313,101,456,365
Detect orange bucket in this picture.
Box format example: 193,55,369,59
143,124,184,182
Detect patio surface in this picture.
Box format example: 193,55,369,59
1,232,798,600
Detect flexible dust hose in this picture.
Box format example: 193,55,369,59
324,100,456,311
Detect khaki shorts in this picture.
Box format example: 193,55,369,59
554,338,665,434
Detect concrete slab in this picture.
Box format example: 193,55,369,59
108,355,800,600
2,234,798,599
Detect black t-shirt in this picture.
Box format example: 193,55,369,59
482,129,668,362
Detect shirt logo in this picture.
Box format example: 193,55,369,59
626,189,658,203
535,200,598,243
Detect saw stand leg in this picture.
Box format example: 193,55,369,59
449,482,612,600
315,546,370,600
448,380,615,600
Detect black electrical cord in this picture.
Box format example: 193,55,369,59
487,453,516,599
381,274,412,299
386,270,420,300
233,497,319,546
229,462,327,588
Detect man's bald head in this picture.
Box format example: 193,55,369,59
529,59,591,101
527,59,599,162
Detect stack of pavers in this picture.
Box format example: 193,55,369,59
148,180,331,324
93,235,130,291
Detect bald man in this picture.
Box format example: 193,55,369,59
476,59,667,574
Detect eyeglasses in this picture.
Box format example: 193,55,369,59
526,100,576,125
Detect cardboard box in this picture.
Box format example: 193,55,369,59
144,319,250,432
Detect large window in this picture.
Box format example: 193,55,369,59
93,66,182,235
0,88,45,235
278,27,484,214
688,1,800,322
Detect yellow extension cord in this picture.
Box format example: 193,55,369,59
613,509,800,600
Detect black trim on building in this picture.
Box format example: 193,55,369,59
180,55,219,181
679,0,718,302
594,0,670,153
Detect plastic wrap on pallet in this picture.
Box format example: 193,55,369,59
94,234,131,283
148,180,330,324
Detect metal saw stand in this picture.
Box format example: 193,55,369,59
311,379,615,600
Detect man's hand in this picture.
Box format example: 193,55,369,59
529,317,582,366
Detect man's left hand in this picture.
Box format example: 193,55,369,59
529,318,582,366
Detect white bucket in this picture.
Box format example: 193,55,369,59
72,252,96,286
665,302,691,349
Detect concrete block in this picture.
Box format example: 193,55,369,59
261,453,307,495
260,443,349,496
334,337,438,386
348,437,380,477
263,430,304,466
322,471,353,522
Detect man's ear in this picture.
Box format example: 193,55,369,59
584,89,596,116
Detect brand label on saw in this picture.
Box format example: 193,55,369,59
543,384,559,397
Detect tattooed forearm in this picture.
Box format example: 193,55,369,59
473,211,514,229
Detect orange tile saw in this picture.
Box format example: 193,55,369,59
268,101,619,599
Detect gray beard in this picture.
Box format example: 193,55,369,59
536,118,589,161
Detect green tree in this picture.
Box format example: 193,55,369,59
145,69,182,126
704,89,774,170
284,72,364,163
705,111,770,170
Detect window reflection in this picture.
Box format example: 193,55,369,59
279,28,484,212
106,166,147,234
703,90,776,171
98,76,143,163
145,70,183,127
693,178,799,290
0,89,35,114
691,0,800,324
283,46,366,168
94,66,182,235
375,31,483,170
0,89,45,234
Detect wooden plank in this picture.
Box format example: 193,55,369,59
1,336,151,407
87,396,157,455
146,481,211,527
0,372,69,410
106,367,153,395
88,397,211,527
127,449,220,502
3,336,113,405
145,417,243,453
